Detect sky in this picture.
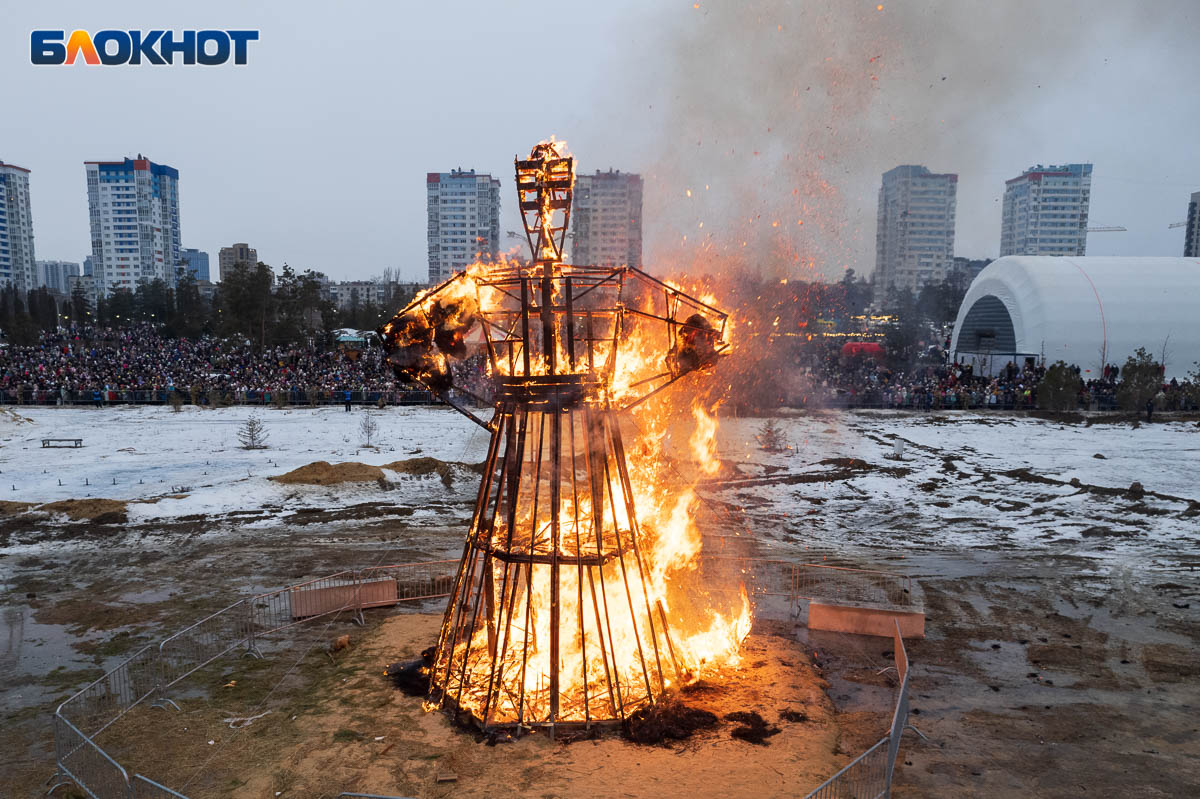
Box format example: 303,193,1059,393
2,0,1198,284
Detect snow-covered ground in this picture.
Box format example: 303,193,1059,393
709,411,1199,572
0,405,491,522
0,406,1195,570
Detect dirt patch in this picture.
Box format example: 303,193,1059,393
39,498,128,522
99,616,844,799
1141,643,1200,682
270,461,385,486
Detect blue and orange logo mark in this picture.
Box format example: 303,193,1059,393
31,30,259,65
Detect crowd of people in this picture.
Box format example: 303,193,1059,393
0,324,409,404
808,355,1198,412
0,324,1196,413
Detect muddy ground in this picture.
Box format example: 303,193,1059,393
2,410,1198,797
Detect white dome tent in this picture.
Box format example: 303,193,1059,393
950,256,1200,380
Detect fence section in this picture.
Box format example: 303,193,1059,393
52,714,131,799
246,570,362,638
699,557,914,610
804,736,890,799
158,599,253,690
58,643,162,738
358,560,459,603
804,621,913,799
794,563,912,608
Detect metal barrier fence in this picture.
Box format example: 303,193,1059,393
58,643,162,738
51,714,130,799
245,570,363,639
699,557,914,610
794,563,913,608
50,560,458,799
158,599,254,691
804,736,890,799
804,621,913,799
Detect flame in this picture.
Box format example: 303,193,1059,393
404,265,749,726
690,401,722,477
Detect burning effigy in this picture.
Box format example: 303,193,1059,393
379,140,749,734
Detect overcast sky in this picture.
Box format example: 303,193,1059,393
3,0,1198,283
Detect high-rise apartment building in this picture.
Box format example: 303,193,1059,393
571,169,643,267
218,243,257,280
180,248,210,282
874,165,958,303
426,169,501,284
36,260,81,294
0,161,37,293
85,155,181,296
1184,191,1200,258
999,163,1092,257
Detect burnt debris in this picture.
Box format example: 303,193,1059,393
385,645,436,697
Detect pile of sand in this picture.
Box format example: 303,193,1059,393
0,500,35,516
383,457,482,489
39,498,128,522
270,461,385,486
270,458,485,489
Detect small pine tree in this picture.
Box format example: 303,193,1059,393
271,389,288,409
1036,361,1079,411
307,386,320,407
189,384,202,408
238,416,269,449
1116,348,1163,412
757,417,788,452
359,411,379,448
168,390,184,413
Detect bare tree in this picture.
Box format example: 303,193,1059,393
359,411,380,448
238,416,269,449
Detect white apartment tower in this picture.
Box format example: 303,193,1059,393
426,169,501,284
571,169,643,267
1000,164,1092,257
85,155,181,296
36,260,81,294
0,161,37,293
874,165,958,303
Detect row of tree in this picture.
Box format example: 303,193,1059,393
0,264,421,347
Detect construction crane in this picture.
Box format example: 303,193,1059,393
1168,221,1186,229
1086,225,1127,233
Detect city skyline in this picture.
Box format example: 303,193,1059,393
2,1,1199,283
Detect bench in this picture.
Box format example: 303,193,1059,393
42,439,83,448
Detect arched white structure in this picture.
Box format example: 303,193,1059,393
950,256,1200,379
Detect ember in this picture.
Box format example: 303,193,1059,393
379,139,750,734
